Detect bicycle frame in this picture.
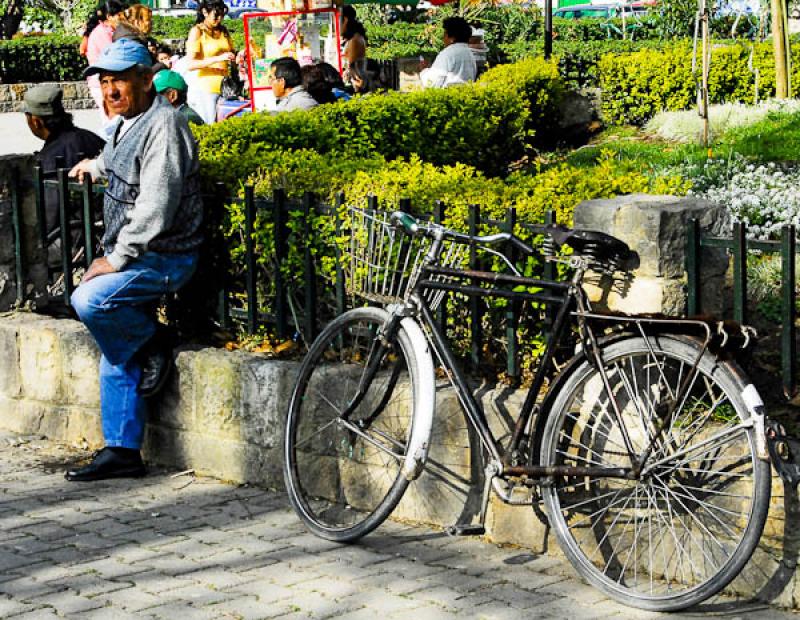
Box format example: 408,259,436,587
405,256,731,487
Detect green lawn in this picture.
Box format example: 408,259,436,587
555,109,800,175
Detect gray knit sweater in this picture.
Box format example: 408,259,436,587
93,95,203,270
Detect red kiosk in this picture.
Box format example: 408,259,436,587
243,7,343,113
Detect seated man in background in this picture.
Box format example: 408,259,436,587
420,16,477,88
23,84,106,245
270,57,318,113
154,69,205,125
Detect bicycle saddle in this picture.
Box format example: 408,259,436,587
549,227,639,269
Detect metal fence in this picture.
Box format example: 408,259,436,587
24,165,563,385
686,219,797,397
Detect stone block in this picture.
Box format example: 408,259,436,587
144,426,284,487
574,194,729,315
192,348,243,439
59,321,100,408
64,406,103,447
238,354,299,448
18,319,63,402
485,498,549,554
0,320,20,398
149,347,196,431
12,400,69,439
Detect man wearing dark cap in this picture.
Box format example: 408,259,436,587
67,38,203,482
153,70,204,125
23,85,105,238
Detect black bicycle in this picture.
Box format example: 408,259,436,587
283,205,773,611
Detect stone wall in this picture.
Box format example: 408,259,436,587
0,81,95,114
0,311,796,608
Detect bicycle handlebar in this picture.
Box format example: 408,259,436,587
390,211,535,256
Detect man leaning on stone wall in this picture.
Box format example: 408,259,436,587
66,38,204,482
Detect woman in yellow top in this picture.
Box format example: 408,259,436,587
186,0,235,124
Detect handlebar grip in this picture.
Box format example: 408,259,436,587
390,211,419,236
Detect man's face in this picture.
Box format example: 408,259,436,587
443,30,455,47
270,68,286,98
99,67,154,118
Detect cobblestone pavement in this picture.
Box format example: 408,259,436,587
0,431,796,620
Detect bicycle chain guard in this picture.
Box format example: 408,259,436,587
766,420,800,487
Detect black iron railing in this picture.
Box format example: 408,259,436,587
22,165,563,384
686,219,797,397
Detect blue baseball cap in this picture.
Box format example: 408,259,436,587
83,39,153,78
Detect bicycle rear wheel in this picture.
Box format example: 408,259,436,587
540,335,770,611
284,307,421,542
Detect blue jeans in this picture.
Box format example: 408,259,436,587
71,252,198,449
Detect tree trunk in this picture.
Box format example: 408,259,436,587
0,0,24,39
772,0,790,98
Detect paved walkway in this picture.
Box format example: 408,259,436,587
0,430,795,620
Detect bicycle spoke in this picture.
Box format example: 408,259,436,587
543,340,769,609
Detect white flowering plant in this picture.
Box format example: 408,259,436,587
677,154,800,240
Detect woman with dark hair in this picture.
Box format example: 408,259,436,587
339,5,367,89
185,0,235,124
85,0,130,126
301,64,336,105
317,62,351,100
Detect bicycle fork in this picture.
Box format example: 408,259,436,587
338,309,437,482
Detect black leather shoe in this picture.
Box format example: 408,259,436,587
137,330,174,398
65,447,146,482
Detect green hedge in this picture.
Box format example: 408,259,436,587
0,35,85,83
600,41,800,125
221,148,687,366
195,57,564,187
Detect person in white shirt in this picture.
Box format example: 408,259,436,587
420,17,477,88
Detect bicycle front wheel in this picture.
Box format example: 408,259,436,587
284,307,421,542
540,335,771,611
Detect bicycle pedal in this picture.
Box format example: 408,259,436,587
445,524,486,537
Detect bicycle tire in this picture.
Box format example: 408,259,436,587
284,307,422,542
540,335,770,611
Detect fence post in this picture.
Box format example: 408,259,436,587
732,221,747,325
504,207,520,386
10,175,24,306
274,188,289,340
244,185,258,336
215,182,231,330
686,218,701,316
56,168,73,306
81,175,95,267
433,200,448,335
334,192,346,317
368,194,379,212
781,225,796,398
32,165,47,250
303,192,318,342
542,210,556,343
468,204,482,368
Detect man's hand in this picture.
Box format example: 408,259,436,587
82,257,117,284
69,159,96,184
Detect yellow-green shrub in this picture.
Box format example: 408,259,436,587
599,41,800,125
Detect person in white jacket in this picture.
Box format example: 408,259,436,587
420,17,477,88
